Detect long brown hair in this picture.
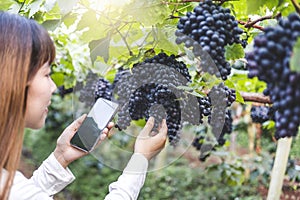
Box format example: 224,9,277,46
0,12,55,199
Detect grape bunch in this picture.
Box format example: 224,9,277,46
94,78,112,101
113,53,199,144
143,53,192,82
207,83,235,144
193,83,235,160
175,0,243,80
247,13,300,139
250,106,275,124
79,71,112,107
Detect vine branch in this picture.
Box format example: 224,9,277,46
247,13,281,28
291,0,300,14
240,92,271,104
116,28,133,56
238,13,281,31
202,89,272,104
238,20,265,31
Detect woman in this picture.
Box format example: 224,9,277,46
0,11,168,199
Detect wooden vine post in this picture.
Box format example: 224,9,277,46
267,137,293,200
241,93,294,200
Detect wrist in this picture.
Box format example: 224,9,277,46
133,151,151,161
53,149,69,169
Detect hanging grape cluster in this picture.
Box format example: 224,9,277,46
113,53,199,144
94,78,112,101
77,53,236,157
250,106,275,124
175,0,243,80
193,83,235,160
79,71,113,107
208,83,235,145
247,13,300,139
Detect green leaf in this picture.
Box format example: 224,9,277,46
223,0,247,20
225,43,245,61
247,0,278,15
89,36,111,63
0,0,15,10
51,72,64,86
77,11,97,31
262,120,275,130
77,12,107,43
57,0,79,15
224,79,235,88
235,91,245,104
42,19,61,30
43,0,56,12
290,37,300,73
93,57,112,76
123,0,170,26
225,78,244,103
28,0,44,18
43,3,61,20
154,25,179,54
62,13,77,28
176,85,193,91
276,0,295,17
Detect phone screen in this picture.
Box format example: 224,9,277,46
70,98,119,152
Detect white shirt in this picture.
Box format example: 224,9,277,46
3,153,148,200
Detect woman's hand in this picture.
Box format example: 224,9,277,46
53,114,114,168
134,117,168,161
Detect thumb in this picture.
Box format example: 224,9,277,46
68,114,87,133
138,117,154,138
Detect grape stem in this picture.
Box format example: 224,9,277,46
238,13,281,31
115,27,133,56
291,0,300,14
238,20,265,31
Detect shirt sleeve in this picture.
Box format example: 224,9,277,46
104,153,149,200
9,152,75,200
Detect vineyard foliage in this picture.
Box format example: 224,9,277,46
1,0,300,154
1,0,300,198
0,0,298,93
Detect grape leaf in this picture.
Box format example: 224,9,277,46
235,91,244,104
62,13,77,28
77,11,97,31
225,79,245,104
154,25,179,54
43,0,56,12
51,72,64,86
94,56,111,76
42,19,61,31
123,0,170,26
276,0,295,16
57,0,79,15
28,0,44,18
290,38,300,73
77,12,107,43
89,36,111,63
247,0,278,15
0,0,15,10
225,43,245,61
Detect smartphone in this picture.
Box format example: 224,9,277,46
70,98,119,152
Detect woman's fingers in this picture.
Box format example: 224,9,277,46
138,117,155,138
68,114,87,135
